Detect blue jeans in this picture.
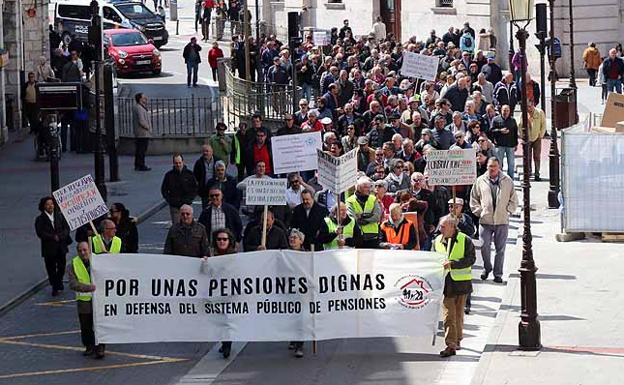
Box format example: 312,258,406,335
606,79,622,94
301,83,313,102
479,224,509,279
186,62,199,86
495,146,515,179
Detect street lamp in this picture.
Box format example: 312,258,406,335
547,0,560,209
509,0,542,351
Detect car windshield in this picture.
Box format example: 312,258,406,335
111,32,148,46
115,4,153,18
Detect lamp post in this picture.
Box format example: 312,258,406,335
509,0,542,351
568,0,576,89
547,0,560,208
90,0,107,201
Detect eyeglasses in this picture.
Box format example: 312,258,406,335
394,165,403,169
209,194,221,198
285,118,294,121
105,227,116,230
216,237,229,241
375,153,383,157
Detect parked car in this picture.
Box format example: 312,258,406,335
104,28,161,76
54,0,168,48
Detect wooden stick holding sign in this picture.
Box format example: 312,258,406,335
245,178,288,249
89,220,108,253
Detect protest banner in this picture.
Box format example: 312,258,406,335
245,178,287,246
424,149,477,186
317,148,358,194
312,30,330,46
271,132,322,174
92,250,444,344
400,51,439,81
52,174,108,231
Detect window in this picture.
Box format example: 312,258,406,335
328,0,343,3
437,0,453,7
57,5,92,20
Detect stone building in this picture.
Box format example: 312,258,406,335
0,0,49,145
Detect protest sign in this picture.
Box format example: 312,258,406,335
92,250,444,344
424,149,477,186
53,174,108,231
400,51,439,81
245,178,287,206
312,30,330,46
317,149,358,193
271,132,322,174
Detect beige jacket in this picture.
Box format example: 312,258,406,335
133,102,152,138
470,172,518,225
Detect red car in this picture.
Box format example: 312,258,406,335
104,28,161,76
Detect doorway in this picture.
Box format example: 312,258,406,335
380,0,401,40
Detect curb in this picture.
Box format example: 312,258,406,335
0,199,167,317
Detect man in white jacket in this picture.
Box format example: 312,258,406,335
371,16,386,43
470,157,518,283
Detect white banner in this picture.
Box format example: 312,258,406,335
400,52,439,81
271,132,322,174
53,174,109,231
312,30,330,46
424,149,477,186
317,149,358,194
92,250,445,344
245,178,287,206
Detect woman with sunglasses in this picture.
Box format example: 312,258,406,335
205,228,236,358
384,159,410,194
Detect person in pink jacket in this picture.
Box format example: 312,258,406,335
208,41,224,82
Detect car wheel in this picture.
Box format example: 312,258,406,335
152,68,162,76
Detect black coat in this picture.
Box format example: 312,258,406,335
193,155,223,198
161,166,198,208
289,203,329,251
206,176,241,209
115,217,139,253
35,212,71,258
198,202,243,242
183,42,202,64
444,84,469,113
490,115,519,148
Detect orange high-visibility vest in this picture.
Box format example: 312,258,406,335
380,219,414,248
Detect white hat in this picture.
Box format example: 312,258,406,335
448,198,464,205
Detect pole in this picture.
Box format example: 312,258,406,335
516,26,541,351
261,205,268,248
255,0,262,83
48,114,60,192
243,1,251,82
547,0,561,209
538,33,547,113
94,60,107,201
508,18,515,71
104,63,119,182
567,0,576,89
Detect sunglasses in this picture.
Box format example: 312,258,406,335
209,194,221,198
216,237,229,241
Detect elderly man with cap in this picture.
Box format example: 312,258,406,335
357,136,376,172
380,203,417,250
346,177,382,249
319,203,362,249
435,214,476,357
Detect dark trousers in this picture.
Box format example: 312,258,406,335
211,67,218,81
135,138,149,168
587,69,597,86
24,102,40,133
44,252,66,290
187,62,199,86
79,311,95,347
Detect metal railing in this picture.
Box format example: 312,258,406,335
117,95,221,137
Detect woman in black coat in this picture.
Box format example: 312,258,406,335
34,196,71,296
110,203,139,253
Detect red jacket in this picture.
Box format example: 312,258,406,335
208,47,224,68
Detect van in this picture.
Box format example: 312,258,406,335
54,0,168,48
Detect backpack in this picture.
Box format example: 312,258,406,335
463,35,473,48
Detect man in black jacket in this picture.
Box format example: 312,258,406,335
289,190,329,251
198,187,243,243
183,37,202,87
35,196,71,296
161,154,198,225
193,144,222,209
443,76,469,113
490,105,518,178
206,160,240,209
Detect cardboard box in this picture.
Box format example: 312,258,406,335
591,125,624,133
601,93,624,128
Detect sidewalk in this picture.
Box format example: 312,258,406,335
0,134,181,309
471,81,622,384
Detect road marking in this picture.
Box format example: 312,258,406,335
176,342,247,385
35,299,77,307
0,360,186,379
1,330,80,340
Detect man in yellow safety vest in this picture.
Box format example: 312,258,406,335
346,177,382,248
90,219,122,254
67,241,105,358
318,203,362,249
434,214,476,358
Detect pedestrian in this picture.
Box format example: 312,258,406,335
35,55,56,82
109,203,139,253
202,228,237,358
469,157,518,284
22,72,39,135
132,92,151,171
208,41,224,82
519,102,546,181
67,241,105,358
198,187,243,244
90,219,122,254
371,16,386,43
242,209,288,251
601,48,624,94
161,154,198,224
598,58,608,104
164,204,210,257
582,42,601,87
35,196,71,296
201,0,215,41
193,144,222,209
493,72,518,112
379,203,418,250
318,202,362,249
209,123,232,165
346,177,382,249
183,37,202,87
289,189,329,251
435,215,476,357
287,228,307,358
490,105,518,179
157,5,166,23
206,160,240,208
61,50,83,82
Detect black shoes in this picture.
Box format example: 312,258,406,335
464,306,470,315
439,347,456,357
83,346,95,356
94,345,105,359
534,174,541,182
493,277,504,284
219,342,231,359
294,347,304,358
135,166,151,171
480,271,489,281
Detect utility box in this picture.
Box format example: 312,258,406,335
554,88,578,129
